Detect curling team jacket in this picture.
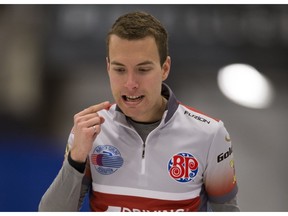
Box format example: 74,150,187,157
39,83,238,212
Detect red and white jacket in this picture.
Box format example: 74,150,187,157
66,83,238,212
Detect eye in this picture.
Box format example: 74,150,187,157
138,67,152,74
113,67,126,73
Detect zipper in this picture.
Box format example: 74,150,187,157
141,142,146,175
142,142,146,159
141,154,146,174
139,123,164,174
119,121,162,175
121,124,146,174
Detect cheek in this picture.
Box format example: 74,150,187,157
144,77,162,100
147,74,163,89
109,71,126,84
109,76,120,95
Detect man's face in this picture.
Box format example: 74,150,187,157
107,35,171,122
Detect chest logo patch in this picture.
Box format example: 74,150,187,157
91,145,124,175
168,152,199,183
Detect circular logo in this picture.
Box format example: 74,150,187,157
91,145,124,175
168,152,199,183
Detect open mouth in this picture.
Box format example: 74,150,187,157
122,95,144,102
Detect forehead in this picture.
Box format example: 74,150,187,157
108,35,160,65
109,35,157,51
108,35,160,63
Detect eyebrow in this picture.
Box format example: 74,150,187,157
110,61,124,66
110,60,154,66
137,61,154,66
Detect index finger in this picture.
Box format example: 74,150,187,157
80,101,111,115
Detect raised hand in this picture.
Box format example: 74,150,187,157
70,101,111,162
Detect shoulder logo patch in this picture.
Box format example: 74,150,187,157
168,152,199,183
91,145,124,175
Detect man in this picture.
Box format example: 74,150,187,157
39,11,239,212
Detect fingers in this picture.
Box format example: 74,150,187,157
70,102,110,162
77,101,110,117
73,102,109,135
74,113,105,135
75,113,102,125
79,115,105,130
92,123,102,135
92,116,105,135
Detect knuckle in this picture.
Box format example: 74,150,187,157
74,117,81,125
88,105,96,112
73,113,80,122
73,113,78,120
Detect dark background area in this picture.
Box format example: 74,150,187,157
0,5,287,211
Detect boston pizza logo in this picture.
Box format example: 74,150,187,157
91,145,124,175
168,152,199,183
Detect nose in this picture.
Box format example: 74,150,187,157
124,72,139,90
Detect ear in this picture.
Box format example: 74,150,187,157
106,57,110,72
162,56,171,81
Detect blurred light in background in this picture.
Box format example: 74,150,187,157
217,63,274,109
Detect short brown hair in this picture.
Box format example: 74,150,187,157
106,11,169,66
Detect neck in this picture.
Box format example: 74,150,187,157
131,96,167,124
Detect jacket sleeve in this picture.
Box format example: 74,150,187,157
209,196,240,212
204,121,239,209
38,132,91,211
38,158,90,211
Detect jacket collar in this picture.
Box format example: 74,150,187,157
161,83,179,123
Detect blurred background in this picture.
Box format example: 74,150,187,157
0,4,287,212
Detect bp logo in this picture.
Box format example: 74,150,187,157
91,145,124,175
168,152,199,183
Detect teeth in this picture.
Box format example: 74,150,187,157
127,96,141,99
123,95,144,101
